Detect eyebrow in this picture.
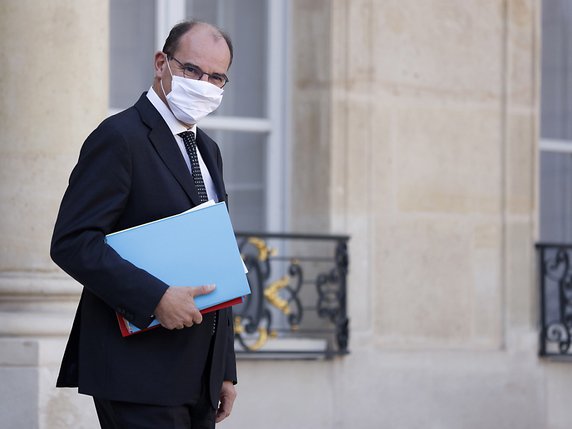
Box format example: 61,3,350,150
179,60,227,77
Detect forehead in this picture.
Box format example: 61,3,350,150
174,25,231,72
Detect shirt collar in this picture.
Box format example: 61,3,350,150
146,86,197,136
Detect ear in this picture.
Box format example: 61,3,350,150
154,52,167,79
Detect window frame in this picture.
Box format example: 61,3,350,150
538,0,572,242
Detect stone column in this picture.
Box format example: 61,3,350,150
0,1,108,427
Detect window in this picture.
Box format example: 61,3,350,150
109,1,156,109
109,0,290,232
540,0,572,242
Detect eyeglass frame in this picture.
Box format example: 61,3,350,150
169,56,230,88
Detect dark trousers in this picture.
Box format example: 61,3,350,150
94,389,216,429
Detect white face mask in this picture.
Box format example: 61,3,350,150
161,58,224,125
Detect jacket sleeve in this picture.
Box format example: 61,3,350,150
50,121,169,329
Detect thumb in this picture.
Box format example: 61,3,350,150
190,284,216,297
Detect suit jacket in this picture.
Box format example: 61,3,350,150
51,93,237,407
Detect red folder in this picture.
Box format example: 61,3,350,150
116,297,243,337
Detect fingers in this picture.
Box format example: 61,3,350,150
189,283,216,297
154,285,215,330
165,317,195,330
186,285,214,325
176,307,201,328
215,407,230,423
215,382,236,423
191,310,203,325
162,303,201,329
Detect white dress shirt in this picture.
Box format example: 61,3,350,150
146,87,219,202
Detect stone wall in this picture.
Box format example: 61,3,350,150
0,1,108,427
268,1,571,428
323,0,539,350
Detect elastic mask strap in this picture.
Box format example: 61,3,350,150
160,54,173,99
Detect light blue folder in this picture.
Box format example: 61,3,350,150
106,202,250,334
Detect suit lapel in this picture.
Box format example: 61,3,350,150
134,94,203,206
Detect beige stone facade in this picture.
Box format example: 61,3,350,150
0,0,106,427
2,1,571,428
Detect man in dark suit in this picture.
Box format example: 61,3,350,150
51,20,237,428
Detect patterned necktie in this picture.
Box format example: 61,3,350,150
179,131,208,204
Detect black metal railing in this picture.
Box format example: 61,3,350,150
537,243,572,358
233,232,350,359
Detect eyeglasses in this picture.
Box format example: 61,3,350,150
169,57,229,88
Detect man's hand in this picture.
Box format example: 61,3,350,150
216,381,237,423
154,285,215,330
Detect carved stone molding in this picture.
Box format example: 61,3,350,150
0,271,80,337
